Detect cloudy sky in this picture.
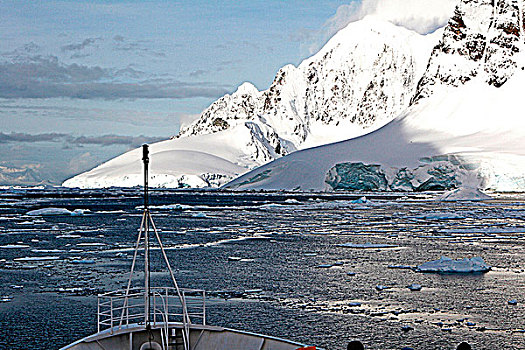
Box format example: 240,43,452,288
0,0,456,186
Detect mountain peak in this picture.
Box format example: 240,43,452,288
412,0,525,103
225,0,525,193
63,16,442,189
235,82,259,96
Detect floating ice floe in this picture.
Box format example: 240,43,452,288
70,259,96,264
375,285,391,291
259,203,287,209
338,243,398,249
244,289,263,294
316,264,333,268
351,196,368,204
58,287,84,293
26,208,89,216
95,210,126,214
56,235,82,239
284,199,300,204
17,221,34,225
76,243,106,247
436,187,492,201
0,244,30,249
388,264,412,270
407,284,422,291
191,212,207,218
13,256,60,262
416,256,491,274
148,203,193,210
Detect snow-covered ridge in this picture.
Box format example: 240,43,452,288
64,16,439,189
225,0,525,192
413,0,525,103
180,16,438,153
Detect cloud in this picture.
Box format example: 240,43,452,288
189,69,208,78
305,0,457,54
0,132,67,143
69,134,164,147
1,42,41,57
0,55,230,99
0,132,163,148
361,0,457,33
112,36,168,58
0,55,106,84
61,38,99,52
179,113,201,129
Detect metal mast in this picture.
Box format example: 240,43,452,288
142,144,151,326
118,144,191,350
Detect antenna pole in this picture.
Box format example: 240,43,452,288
142,144,151,326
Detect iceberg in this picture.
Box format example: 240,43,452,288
436,187,493,201
416,256,491,274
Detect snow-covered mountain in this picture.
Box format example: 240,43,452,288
0,165,46,186
226,0,525,192
63,16,439,189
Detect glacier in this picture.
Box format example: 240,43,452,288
225,0,525,193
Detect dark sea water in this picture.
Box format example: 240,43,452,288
0,188,524,350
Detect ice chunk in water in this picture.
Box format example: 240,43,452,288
417,256,491,274
26,208,89,216
436,187,492,201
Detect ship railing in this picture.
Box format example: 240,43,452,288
97,287,206,334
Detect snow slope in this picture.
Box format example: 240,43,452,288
226,0,525,192
64,17,438,189
63,126,251,188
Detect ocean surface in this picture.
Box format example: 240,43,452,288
0,188,524,350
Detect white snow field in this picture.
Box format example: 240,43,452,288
226,0,525,192
63,130,249,188
226,70,525,192
63,17,438,189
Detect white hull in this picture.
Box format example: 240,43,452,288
62,323,309,350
